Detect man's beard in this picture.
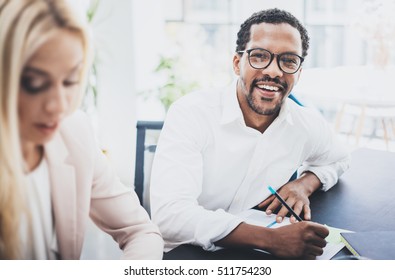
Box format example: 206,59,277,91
246,76,288,115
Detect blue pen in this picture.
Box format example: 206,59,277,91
266,220,277,228
268,186,303,222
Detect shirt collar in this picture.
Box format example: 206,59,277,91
277,98,294,126
220,79,243,125
220,79,295,126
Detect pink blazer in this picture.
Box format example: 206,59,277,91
44,111,163,259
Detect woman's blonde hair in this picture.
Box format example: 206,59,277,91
0,0,91,259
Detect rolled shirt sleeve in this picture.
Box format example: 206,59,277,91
298,112,351,191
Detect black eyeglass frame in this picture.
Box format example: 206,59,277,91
238,47,304,74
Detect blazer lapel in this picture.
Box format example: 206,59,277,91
45,132,77,259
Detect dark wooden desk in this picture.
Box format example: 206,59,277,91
163,148,395,260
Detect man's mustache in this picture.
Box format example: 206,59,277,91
251,75,288,92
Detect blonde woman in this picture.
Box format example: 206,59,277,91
0,0,163,259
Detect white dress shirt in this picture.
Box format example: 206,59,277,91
21,158,58,259
150,82,350,252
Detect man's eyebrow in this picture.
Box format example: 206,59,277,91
249,46,300,54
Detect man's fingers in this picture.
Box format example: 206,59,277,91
293,201,304,216
314,224,330,238
265,197,281,215
277,197,295,219
307,245,324,258
258,195,275,208
303,204,311,220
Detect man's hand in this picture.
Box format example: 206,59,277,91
266,221,329,259
216,221,329,259
258,172,321,222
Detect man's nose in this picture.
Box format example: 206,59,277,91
262,58,283,78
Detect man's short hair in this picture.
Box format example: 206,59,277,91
235,8,310,57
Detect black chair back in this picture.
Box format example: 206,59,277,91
134,121,163,209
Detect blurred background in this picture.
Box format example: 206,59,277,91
68,0,395,258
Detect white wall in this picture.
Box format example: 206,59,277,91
69,0,168,186
133,0,167,121
92,0,136,186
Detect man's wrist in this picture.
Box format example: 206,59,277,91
216,222,274,251
299,171,322,196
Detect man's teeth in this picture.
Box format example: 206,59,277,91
257,84,279,91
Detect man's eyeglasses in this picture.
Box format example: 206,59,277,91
238,48,304,74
